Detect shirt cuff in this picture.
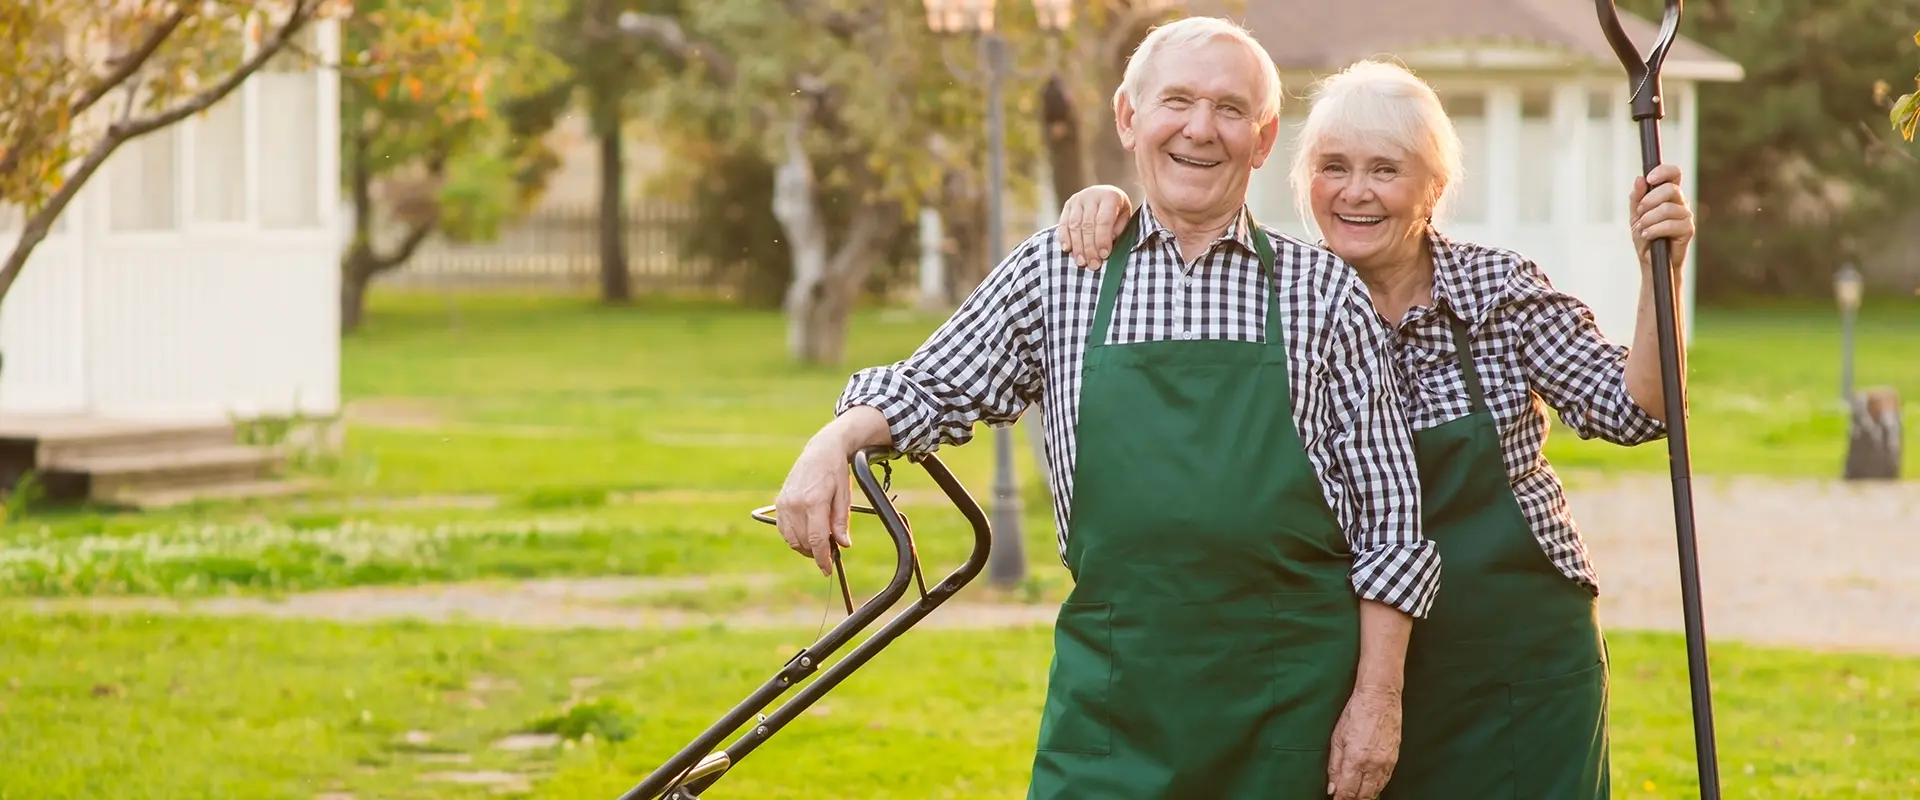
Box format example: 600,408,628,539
834,367,941,455
1350,540,1443,618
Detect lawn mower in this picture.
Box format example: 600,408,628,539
615,447,992,800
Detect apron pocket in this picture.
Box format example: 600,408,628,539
1508,659,1609,799
1268,591,1360,752
1035,601,1113,755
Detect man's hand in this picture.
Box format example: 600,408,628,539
773,437,854,577
1326,683,1402,800
773,406,893,576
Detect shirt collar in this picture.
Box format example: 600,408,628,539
1132,202,1260,257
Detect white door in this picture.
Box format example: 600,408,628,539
0,208,87,414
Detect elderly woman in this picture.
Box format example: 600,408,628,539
1053,58,1693,799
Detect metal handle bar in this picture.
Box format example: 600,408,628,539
616,448,993,800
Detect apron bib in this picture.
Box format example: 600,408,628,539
1027,212,1362,799
1380,307,1610,799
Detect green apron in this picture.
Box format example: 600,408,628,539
1379,306,1610,799
1027,212,1362,799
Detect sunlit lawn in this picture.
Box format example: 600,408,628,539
2,289,1917,799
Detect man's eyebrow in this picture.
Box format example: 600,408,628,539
1156,84,1253,107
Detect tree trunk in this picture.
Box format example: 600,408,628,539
771,113,896,366
339,129,442,335
1042,75,1087,206
594,92,632,305
1844,387,1904,480
341,249,377,334
939,167,990,299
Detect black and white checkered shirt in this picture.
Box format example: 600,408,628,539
1399,229,1667,593
836,205,1441,618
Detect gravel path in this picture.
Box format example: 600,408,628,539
17,473,1920,656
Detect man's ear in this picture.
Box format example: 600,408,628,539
1248,114,1282,169
1114,90,1139,151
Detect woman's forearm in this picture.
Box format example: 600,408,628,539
1625,265,1686,423
1354,599,1413,695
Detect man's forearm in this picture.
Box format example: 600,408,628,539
813,404,896,456
1354,599,1413,694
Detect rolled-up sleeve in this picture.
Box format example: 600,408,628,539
1512,263,1666,446
1322,281,1441,618
835,236,1048,456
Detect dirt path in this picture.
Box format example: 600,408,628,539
16,473,1920,656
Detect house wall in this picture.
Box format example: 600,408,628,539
0,19,342,421
1252,67,1701,347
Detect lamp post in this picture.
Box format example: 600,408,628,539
922,0,1073,588
1835,264,1863,404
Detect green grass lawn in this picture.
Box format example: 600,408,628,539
2,611,1915,800
2,289,1917,799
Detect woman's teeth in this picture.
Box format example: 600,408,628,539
1337,214,1385,224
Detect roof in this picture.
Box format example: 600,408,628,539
1189,0,1744,82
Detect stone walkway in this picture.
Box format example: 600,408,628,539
16,473,1920,656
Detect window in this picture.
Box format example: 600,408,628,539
109,126,181,231
194,92,249,223
1439,91,1487,224
1517,90,1555,224
1586,90,1617,222
258,24,322,229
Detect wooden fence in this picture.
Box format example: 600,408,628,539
381,200,725,293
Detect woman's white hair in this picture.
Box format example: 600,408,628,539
1113,16,1283,126
1287,59,1464,224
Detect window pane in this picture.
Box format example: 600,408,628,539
1518,90,1554,224
109,126,180,231
1440,91,1486,224
259,25,321,229
1587,91,1616,222
194,91,248,223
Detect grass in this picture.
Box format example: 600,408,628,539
1,289,1917,799
2,611,1916,800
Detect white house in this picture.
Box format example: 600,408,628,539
1226,0,1744,344
0,19,343,423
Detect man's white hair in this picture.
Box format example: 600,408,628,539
1287,59,1464,222
1113,16,1283,125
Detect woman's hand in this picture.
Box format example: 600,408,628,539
1057,184,1135,268
1629,163,1693,275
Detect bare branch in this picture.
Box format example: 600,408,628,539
113,0,321,141
73,8,191,118
613,13,736,85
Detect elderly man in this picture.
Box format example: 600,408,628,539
772,16,1437,800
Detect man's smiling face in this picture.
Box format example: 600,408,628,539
1117,36,1278,226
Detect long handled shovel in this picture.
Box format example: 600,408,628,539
615,448,992,800
1593,1,1721,796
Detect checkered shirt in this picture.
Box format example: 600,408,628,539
836,205,1441,618
1398,228,1667,593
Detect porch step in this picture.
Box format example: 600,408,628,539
45,445,281,498
0,416,237,463
104,477,327,510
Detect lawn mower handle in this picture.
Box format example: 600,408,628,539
615,447,993,800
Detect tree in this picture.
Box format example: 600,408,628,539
1617,0,1920,297
1891,30,1920,141
619,1,1068,365
0,0,345,309
337,0,567,332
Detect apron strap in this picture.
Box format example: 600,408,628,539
1087,212,1142,348
1443,306,1488,413
1087,208,1281,348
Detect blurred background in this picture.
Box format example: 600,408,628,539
1,1,1917,798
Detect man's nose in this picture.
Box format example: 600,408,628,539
1180,106,1219,141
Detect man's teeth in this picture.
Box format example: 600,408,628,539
1338,214,1385,224
1170,155,1221,167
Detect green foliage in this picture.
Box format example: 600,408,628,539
339,0,567,244
523,698,639,743
1617,0,1920,297
1894,30,1920,141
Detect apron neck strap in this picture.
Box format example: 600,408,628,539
1088,207,1280,347
1442,304,1488,413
